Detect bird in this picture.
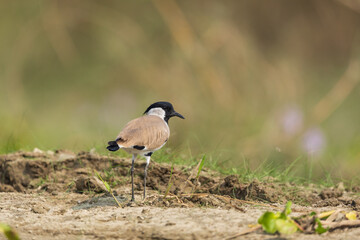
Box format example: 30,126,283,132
107,101,184,202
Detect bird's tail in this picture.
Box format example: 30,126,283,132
107,140,120,151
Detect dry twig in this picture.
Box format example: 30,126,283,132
180,193,280,209
324,209,343,223
322,220,360,231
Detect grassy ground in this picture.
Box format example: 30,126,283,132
5,144,358,191
1,150,360,239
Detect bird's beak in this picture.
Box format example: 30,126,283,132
172,111,185,119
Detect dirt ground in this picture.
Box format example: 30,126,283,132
1,150,360,239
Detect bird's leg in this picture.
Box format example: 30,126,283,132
143,156,151,200
130,154,137,202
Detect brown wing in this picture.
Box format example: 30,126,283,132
116,115,170,151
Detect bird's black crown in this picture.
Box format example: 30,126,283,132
144,101,185,122
144,101,173,114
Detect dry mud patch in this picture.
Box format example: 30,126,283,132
1,151,360,239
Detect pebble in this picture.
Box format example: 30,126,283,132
141,208,150,214
31,206,48,214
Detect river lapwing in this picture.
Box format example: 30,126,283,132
107,101,184,201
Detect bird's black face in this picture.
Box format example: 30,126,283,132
144,101,185,122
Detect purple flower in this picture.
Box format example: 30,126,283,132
280,106,303,136
302,127,326,155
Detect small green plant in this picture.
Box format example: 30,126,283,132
258,201,298,234
309,212,330,234
315,217,328,234
258,201,332,235
94,170,122,208
0,223,20,240
196,155,206,180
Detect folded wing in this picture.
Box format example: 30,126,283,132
116,115,170,151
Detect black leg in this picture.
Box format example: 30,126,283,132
130,154,136,202
143,156,151,200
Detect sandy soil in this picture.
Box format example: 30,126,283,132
1,151,360,239
1,192,360,240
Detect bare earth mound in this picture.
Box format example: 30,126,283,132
1,150,360,239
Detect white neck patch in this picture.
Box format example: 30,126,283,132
146,107,166,119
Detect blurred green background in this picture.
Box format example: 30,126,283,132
1,0,360,180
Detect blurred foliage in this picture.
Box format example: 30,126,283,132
1,0,360,179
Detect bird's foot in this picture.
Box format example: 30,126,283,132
127,201,137,207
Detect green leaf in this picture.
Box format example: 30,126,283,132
258,212,277,234
310,211,316,216
104,181,111,192
315,218,329,234
196,155,206,179
284,201,292,216
275,219,298,234
94,170,111,192
94,170,121,207
0,223,20,240
94,170,103,181
280,201,292,219
258,201,298,235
